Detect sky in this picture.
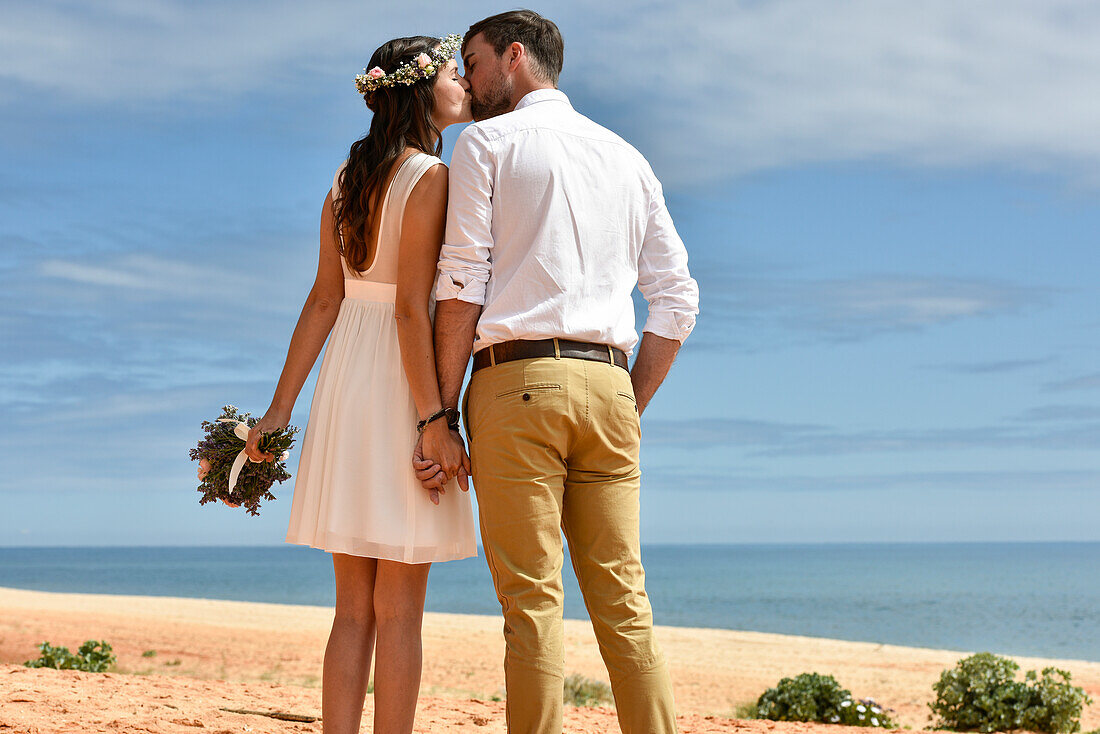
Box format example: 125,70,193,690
1,0,1098,546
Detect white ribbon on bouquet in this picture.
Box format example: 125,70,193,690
216,419,292,495
217,418,260,494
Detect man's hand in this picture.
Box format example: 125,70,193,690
420,298,479,501
451,429,472,492
421,419,465,483
413,431,471,504
630,331,682,416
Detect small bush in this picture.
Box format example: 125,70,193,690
24,640,116,673
142,649,157,658
756,672,896,728
930,653,1091,734
1021,668,1092,734
564,673,613,707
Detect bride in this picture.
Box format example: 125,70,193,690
238,34,477,734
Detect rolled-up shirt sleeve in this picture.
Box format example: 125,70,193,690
435,126,495,304
637,175,700,342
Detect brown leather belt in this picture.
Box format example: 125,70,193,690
472,338,629,373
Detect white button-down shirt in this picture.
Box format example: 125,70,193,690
435,89,699,356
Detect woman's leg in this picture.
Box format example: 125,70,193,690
371,559,432,734
323,553,379,734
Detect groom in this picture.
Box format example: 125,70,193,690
424,10,699,734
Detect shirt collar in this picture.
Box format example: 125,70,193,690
515,88,571,111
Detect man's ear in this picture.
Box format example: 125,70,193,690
507,41,524,72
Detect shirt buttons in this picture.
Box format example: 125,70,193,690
522,393,531,401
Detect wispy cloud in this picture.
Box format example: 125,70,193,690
642,466,1100,493
0,381,278,494
688,270,1045,349
644,415,1100,456
588,1,1100,183
1015,404,1100,422
38,254,277,301
1046,372,1100,392
0,0,371,104
0,246,305,410
927,358,1054,375
5,1,1100,183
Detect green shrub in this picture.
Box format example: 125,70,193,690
24,640,116,673
564,673,613,707
756,672,896,728
930,653,1091,734
1021,668,1093,734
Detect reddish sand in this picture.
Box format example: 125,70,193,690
1,587,1097,733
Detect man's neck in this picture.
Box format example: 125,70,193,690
507,82,557,113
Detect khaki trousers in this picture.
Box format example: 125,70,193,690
464,354,677,734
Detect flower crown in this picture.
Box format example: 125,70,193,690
355,34,463,95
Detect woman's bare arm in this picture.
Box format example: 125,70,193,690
244,191,345,461
395,163,469,497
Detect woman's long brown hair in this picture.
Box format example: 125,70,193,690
333,36,443,273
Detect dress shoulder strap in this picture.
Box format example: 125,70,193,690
334,153,444,283
331,162,346,202
357,152,445,284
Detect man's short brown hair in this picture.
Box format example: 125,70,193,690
464,10,564,85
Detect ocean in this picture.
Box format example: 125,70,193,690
1,542,1097,662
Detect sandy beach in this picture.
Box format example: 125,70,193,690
1,586,1097,733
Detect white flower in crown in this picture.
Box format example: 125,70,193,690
355,34,462,95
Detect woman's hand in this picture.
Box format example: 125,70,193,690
244,406,291,462
222,406,291,508
413,435,443,505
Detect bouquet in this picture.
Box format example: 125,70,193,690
190,405,299,516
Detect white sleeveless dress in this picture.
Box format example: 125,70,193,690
285,152,478,563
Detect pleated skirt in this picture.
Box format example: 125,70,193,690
285,281,478,563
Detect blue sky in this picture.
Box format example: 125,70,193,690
2,0,1098,546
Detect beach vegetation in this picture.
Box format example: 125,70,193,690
930,652,1092,734
142,649,157,657
755,672,897,728
24,640,116,673
734,700,761,719
563,673,613,706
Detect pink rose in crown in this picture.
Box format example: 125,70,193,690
367,67,385,79
197,458,211,480
416,53,432,69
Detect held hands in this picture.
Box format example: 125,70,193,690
413,424,470,506
221,406,291,508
